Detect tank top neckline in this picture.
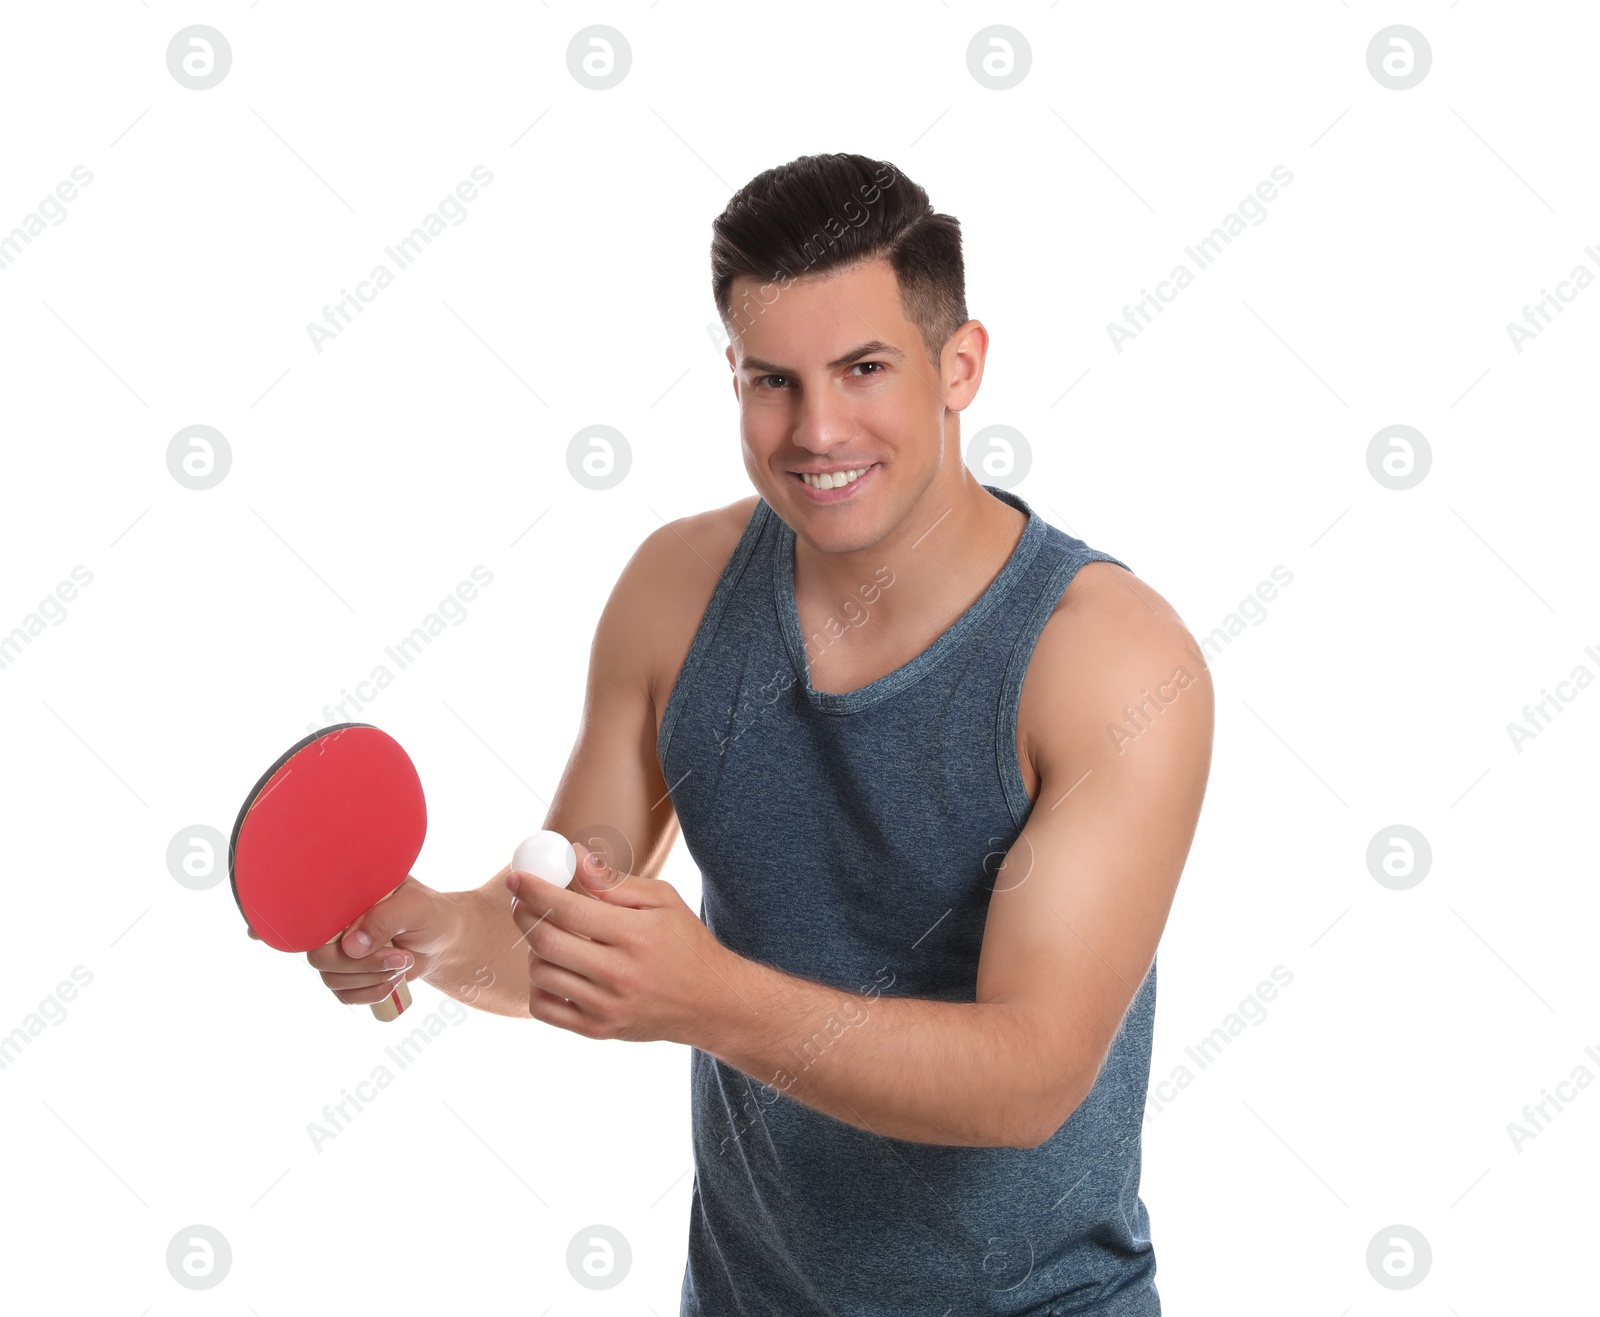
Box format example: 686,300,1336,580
769,483,1046,715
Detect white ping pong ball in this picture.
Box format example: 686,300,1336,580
513,830,577,885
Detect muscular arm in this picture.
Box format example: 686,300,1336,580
697,564,1213,1147
462,534,1209,1151
421,515,716,1016
702,962,1057,1148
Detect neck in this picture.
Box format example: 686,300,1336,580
790,468,1028,653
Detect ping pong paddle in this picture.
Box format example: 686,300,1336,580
228,722,426,1022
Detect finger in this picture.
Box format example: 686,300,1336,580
330,968,411,1006
527,981,593,1034
307,939,414,976
511,895,593,958
527,953,600,1010
570,843,660,908
522,910,620,981
571,843,627,894
338,875,429,958
511,888,597,954
508,892,548,945
320,960,412,991
508,872,623,943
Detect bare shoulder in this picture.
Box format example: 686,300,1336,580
1055,559,1182,629
622,494,761,716
1019,560,1214,784
633,493,760,607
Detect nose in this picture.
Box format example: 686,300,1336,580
791,384,858,457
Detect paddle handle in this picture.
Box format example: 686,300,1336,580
365,878,413,1022
371,977,411,1022
330,878,412,1022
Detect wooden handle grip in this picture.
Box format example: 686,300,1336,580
370,976,411,1022
325,879,413,1022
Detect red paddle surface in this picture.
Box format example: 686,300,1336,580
231,725,426,953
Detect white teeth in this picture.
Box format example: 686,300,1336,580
801,467,868,490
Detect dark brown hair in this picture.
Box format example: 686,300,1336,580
710,153,967,368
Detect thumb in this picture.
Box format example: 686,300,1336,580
572,841,636,902
339,877,421,956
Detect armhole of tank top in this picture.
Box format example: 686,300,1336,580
656,499,771,768
997,547,1134,829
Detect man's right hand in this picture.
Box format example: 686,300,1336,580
245,874,462,1009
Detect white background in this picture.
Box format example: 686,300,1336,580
0,2,1594,1312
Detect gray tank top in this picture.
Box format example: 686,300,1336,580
657,485,1159,1315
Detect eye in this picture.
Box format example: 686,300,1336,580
851,362,885,377
754,374,790,389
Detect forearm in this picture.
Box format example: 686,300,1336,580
422,872,532,1019
700,956,1073,1149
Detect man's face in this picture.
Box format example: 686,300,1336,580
724,256,979,550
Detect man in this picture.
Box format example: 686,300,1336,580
305,153,1212,1313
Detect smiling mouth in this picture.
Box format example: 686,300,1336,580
790,464,876,492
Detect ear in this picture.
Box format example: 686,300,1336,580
943,318,988,411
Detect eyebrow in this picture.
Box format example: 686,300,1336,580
738,339,906,375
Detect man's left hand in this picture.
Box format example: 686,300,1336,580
506,842,739,1043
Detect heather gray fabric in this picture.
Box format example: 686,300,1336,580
657,484,1159,1316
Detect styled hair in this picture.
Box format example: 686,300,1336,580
710,153,967,368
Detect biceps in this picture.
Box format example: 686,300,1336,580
976,693,1208,1086
542,595,679,883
